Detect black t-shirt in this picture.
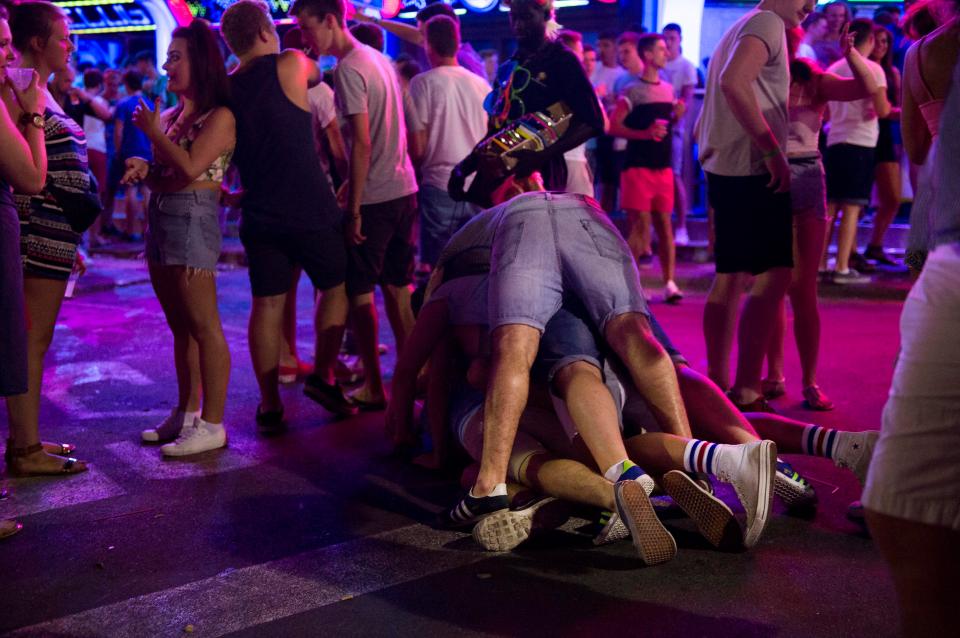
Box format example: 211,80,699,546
487,41,604,188
620,77,675,170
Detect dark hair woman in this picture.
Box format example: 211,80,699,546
122,19,234,456
5,1,95,478
0,4,48,539
865,25,903,266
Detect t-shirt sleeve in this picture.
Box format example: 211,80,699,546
336,63,368,116
406,76,427,133
315,84,337,128
874,64,888,89
552,46,605,133
737,11,784,63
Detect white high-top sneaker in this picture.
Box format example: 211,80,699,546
141,408,188,443
161,418,226,457
833,430,880,485
714,440,777,548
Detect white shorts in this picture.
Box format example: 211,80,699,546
862,243,960,530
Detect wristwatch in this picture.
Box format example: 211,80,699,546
19,112,44,130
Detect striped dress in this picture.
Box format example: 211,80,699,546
16,106,91,281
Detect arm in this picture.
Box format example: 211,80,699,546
277,49,318,113
0,88,47,194
420,336,455,467
114,116,123,154
607,96,664,141
871,74,892,120
136,102,236,182
817,46,877,102
886,68,902,121
385,299,451,445
323,119,349,182
76,91,114,120
345,111,372,243
901,46,931,165
409,128,427,165
354,12,424,47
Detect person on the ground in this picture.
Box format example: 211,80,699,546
221,0,356,433
592,30,627,213
813,0,851,67
0,5,48,540
293,0,419,411
114,70,152,240
5,0,98,477
483,0,605,194
609,33,684,304
764,24,875,412
864,24,903,268
660,23,697,247
697,0,815,412
864,8,960,631
406,14,489,269
822,18,890,284
122,19,235,456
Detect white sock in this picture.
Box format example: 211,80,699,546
470,483,507,498
183,410,200,427
197,418,223,431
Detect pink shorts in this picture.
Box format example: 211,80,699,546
620,167,675,214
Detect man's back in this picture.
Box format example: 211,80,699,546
825,57,887,148
407,65,490,191
230,54,338,231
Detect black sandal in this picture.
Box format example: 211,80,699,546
6,442,87,477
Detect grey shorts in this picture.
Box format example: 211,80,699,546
789,156,828,220
146,190,222,271
489,192,650,334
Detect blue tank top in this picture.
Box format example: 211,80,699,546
229,54,339,231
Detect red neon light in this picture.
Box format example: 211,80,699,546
381,0,401,19
166,0,195,25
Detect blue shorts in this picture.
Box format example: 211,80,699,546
488,192,650,334
419,184,480,267
146,190,222,271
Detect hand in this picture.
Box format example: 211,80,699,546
335,180,350,209
646,120,669,141
673,99,687,121
839,23,856,59
345,213,366,245
763,148,791,193
132,97,162,138
7,70,45,116
73,251,87,276
121,157,149,185
505,147,541,178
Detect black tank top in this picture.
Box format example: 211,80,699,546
229,54,338,231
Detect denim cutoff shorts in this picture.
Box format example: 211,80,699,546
146,190,222,271
488,192,650,334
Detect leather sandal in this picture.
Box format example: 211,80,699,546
802,385,835,411
761,378,786,400
6,442,87,477
726,391,778,414
5,438,75,465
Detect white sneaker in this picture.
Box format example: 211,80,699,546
664,280,684,304
141,409,188,443
833,430,879,485
715,440,777,548
675,227,690,246
161,418,226,457
472,496,571,552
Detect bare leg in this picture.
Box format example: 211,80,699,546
673,171,688,234
551,361,631,473
349,293,385,403
177,271,231,424
703,272,748,390
743,412,812,452
834,203,862,273
651,211,676,284
474,324,540,495
519,454,615,510
731,267,792,402
765,298,787,385
790,216,828,388
637,210,653,257
314,283,349,384
5,276,87,473
865,509,960,638
624,208,646,260
676,365,759,445
821,202,838,270
280,269,301,369
149,261,201,414
604,312,691,437
869,162,902,248
249,293,286,412
382,283,415,357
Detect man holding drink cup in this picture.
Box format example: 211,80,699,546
609,32,684,304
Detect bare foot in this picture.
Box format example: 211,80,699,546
9,449,87,476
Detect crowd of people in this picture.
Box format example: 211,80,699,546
0,0,958,633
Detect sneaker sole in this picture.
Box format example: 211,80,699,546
303,385,358,417
744,440,777,548
773,472,818,510
161,437,227,457
614,480,677,566
662,470,742,551
472,497,565,552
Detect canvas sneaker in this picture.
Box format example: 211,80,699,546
161,418,226,457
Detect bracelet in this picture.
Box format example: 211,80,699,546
761,148,781,160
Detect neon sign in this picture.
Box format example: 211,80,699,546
57,1,157,34
183,0,292,23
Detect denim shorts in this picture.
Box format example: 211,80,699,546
146,190,222,271
419,184,479,267
789,155,827,220
489,192,650,333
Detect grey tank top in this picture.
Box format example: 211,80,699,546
932,56,960,248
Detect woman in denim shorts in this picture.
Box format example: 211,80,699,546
764,31,879,412
122,20,234,457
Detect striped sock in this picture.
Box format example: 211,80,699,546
802,424,839,460
683,439,722,476
604,459,645,482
